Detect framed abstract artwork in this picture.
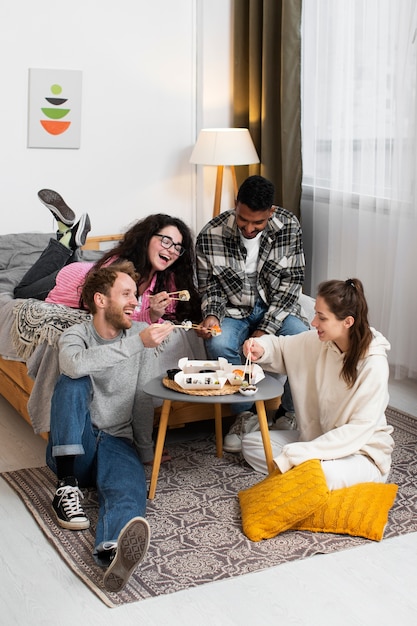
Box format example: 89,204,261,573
27,68,82,149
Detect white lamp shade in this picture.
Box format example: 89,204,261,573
190,128,260,166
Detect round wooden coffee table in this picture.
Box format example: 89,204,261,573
143,373,283,499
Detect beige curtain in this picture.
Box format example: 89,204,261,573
233,0,302,218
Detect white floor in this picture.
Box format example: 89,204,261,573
0,377,416,626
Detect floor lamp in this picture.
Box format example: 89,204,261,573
190,128,260,217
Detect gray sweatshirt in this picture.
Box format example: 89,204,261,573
57,320,158,456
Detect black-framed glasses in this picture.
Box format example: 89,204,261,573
154,233,185,256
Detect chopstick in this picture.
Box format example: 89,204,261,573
243,338,254,382
149,290,190,301
170,322,221,336
167,290,190,301
171,322,199,330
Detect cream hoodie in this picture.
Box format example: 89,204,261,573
255,328,394,475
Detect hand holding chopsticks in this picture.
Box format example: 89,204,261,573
243,338,254,383
243,337,265,366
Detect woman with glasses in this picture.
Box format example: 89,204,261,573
89,213,201,324
15,192,201,324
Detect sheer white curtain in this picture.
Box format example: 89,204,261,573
301,0,417,380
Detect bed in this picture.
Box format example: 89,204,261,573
0,232,285,441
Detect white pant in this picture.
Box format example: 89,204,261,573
241,430,388,490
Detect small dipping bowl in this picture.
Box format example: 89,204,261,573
239,384,258,396
167,368,181,380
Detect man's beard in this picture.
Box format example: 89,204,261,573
104,303,132,330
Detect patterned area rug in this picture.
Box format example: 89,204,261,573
1,407,416,608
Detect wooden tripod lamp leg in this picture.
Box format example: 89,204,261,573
213,165,224,217
230,164,238,199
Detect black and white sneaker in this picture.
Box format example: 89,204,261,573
69,213,91,249
95,541,118,568
38,189,76,226
52,476,90,530
103,517,150,592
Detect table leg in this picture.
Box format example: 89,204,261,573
254,400,275,473
214,403,223,457
148,399,172,500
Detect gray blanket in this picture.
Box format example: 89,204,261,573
0,233,60,363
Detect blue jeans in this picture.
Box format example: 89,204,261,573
206,300,308,414
46,375,147,556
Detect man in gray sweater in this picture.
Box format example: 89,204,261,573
46,260,174,592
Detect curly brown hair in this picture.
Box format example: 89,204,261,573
81,261,138,314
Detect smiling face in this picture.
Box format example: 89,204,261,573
97,271,138,333
234,202,274,239
311,295,354,352
148,225,183,271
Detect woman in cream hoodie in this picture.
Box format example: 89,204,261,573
241,278,394,490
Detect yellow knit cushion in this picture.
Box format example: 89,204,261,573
292,482,398,541
238,459,329,542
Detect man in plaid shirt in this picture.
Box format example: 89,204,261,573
196,175,308,452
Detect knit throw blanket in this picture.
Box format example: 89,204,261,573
12,298,91,360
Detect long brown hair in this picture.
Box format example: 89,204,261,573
317,278,372,387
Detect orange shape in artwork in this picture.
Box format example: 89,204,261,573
40,120,71,135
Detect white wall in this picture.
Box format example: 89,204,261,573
0,0,232,239
193,0,235,232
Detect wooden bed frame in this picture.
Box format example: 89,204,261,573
0,232,280,441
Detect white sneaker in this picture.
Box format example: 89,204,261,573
223,411,259,453
271,411,297,430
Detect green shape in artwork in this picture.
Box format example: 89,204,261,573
41,108,70,120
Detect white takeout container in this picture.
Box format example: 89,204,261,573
177,357,228,374
174,370,228,390
175,358,264,390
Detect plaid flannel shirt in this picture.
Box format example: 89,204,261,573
196,206,306,335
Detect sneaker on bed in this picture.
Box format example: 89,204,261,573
38,189,76,226
69,213,91,249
